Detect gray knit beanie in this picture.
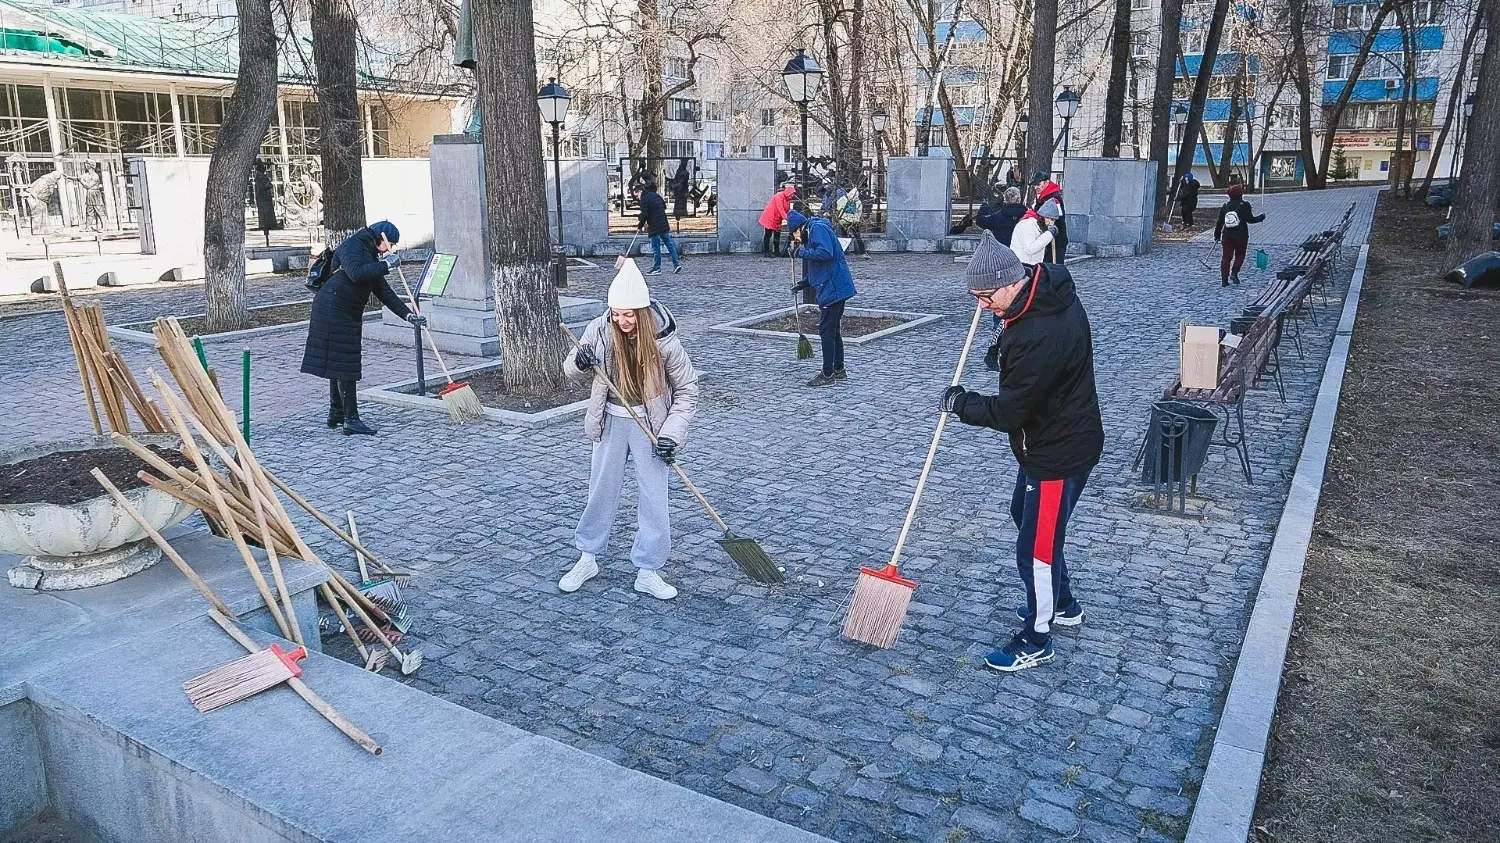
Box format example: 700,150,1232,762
965,232,1028,289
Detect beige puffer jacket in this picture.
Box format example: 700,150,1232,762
562,300,699,447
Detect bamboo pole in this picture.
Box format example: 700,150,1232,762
319,581,372,665
54,263,102,435
266,470,400,577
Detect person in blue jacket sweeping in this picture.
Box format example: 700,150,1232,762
788,209,856,387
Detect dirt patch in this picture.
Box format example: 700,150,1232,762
457,368,592,414
1253,192,1500,841
746,308,909,337
120,300,379,335
0,444,192,506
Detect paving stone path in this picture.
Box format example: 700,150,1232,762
0,187,1378,842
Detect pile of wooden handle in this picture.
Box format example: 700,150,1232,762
123,316,412,674
56,262,169,436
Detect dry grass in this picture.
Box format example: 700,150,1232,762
1253,193,1500,842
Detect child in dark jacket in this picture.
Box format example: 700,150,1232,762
1213,184,1265,286
788,210,857,387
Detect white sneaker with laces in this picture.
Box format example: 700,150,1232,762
558,554,599,593
634,569,678,600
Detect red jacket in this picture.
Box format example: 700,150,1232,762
758,186,797,230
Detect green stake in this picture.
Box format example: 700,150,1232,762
241,347,251,446
192,336,210,371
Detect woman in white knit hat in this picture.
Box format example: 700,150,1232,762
558,260,699,599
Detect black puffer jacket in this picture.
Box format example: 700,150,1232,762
952,263,1104,480
638,188,671,236
300,228,411,382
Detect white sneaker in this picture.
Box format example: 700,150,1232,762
558,554,599,593
633,569,677,600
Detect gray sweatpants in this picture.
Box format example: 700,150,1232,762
574,413,671,570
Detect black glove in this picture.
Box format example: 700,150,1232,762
655,437,677,465
405,313,426,326
792,279,812,293
940,385,968,415
573,345,598,370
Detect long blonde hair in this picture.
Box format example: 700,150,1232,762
609,307,665,405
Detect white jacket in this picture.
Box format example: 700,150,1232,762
1009,216,1055,265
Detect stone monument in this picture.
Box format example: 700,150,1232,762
1056,157,1158,257
884,157,953,251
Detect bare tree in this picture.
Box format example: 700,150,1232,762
1445,0,1500,270
312,0,366,244
1101,0,1131,156
1417,12,1481,200
1313,1,1395,188
470,0,569,392
1148,0,1185,214
1285,0,1327,187
1168,0,1230,208
1026,0,1058,182
203,0,279,333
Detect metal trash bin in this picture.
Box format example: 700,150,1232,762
1141,401,1218,485
1230,305,1266,336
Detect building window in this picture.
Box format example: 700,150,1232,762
1332,2,1370,28
732,143,748,156
760,108,777,128
664,57,690,79
759,144,777,159
111,91,175,155
705,141,723,159
0,85,52,154
703,101,724,122
663,139,696,159
1327,54,1355,81
666,97,700,122
181,94,231,156
783,145,802,163
564,135,591,158
60,88,116,153
279,99,320,158
367,105,390,157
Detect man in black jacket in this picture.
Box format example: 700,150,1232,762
635,179,681,276
940,234,1104,672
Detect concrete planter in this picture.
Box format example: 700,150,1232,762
108,300,382,346
1,436,196,591
709,306,942,345
360,362,592,429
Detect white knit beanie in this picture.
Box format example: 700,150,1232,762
607,259,651,309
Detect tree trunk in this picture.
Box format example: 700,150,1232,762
1444,0,1500,270
1102,0,1131,157
1149,0,1186,215
938,83,973,197
1391,2,1417,197
1417,13,1480,200
1215,57,1244,185
636,0,665,185
471,0,569,393
842,0,867,180
1168,0,1230,211
1288,0,1324,188
203,0,278,334
311,0,366,246
1027,0,1058,184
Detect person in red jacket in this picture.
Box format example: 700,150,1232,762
1029,171,1068,258
759,185,797,257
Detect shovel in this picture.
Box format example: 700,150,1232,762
559,323,784,584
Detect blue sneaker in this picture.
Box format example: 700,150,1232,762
1015,600,1084,627
985,634,1054,672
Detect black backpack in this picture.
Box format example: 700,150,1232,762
305,251,336,292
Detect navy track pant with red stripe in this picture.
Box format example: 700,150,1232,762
1012,468,1090,644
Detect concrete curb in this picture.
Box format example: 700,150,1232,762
360,361,591,429
708,306,942,346
108,300,380,345
1183,243,1371,843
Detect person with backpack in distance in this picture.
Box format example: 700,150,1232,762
759,184,798,257
300,221,423,436
788,209,857,387
939,234,1104,672
834,184,869,258
1214,184,1265,286
560,260,699,600
636,179,681,276
1178,172,1200,230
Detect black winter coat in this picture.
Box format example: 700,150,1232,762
638,189,671,236
300,228,412,382
1179,178,1200,210
952,263,1104,480
1214,198,1265,242
976,201,1027,246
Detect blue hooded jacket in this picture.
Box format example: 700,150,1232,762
788,211,856,307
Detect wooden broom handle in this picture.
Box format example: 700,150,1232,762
208,610,383,755
557,322,733,534
391,263,458,386
887,302,986,568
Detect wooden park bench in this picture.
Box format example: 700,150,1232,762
1277,202,1356,285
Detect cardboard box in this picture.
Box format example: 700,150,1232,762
1180,321,1225,389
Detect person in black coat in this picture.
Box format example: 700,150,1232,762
1213,184,1266,286
940,234,1104,673
975,186,1028,246
1178,172,1200,229
300,220,423,435
669,159,691,220
252,159,279,245
636,180,681,275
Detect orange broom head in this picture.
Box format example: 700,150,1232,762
183,644,307,713
437,380,469,397
842,564,917,649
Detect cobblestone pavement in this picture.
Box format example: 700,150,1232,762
1190,185,1379,247
0,189,1376,842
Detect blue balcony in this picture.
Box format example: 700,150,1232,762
1183,53,1260,76
1322,77,1440,102
1328,26,1443,53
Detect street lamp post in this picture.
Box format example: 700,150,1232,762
1452,93,1475,182
871,105,887,230
537,78,571,289
781,49,824,212
1016,113,1029,173
1056,86,1081,162
1173,103,1188,151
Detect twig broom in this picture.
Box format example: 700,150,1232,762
559,323,783,583
392,265,483,423
792,255,814,360
842,301,986,648
184,643,307,712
